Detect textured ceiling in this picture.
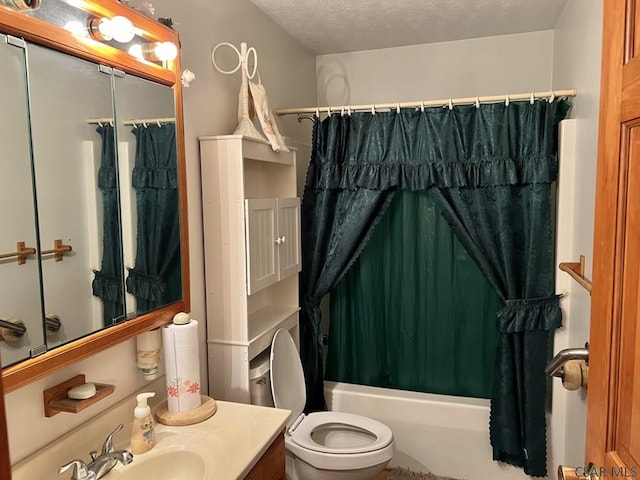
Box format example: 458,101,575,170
250,0,568,54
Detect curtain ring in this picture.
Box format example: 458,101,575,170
530,92,535,105
347,105,352,116
98,121,103,127
549,91,555,103
420,101,425,113
505,94,510,107
448,98,453,110
157,120,161,127
371,104,376,115
475,97,480,109
396,103,400,114
341,105,345,116
327,106,332,117
315,107,320,118
143,121,148,128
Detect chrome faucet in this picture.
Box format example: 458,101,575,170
87,450,134,479
58,424,134,480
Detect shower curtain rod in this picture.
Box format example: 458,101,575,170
274,88,577,116
86,117,176,125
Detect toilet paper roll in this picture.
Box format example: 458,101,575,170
136,328,161,380
162,319,201,413
561,360,584,391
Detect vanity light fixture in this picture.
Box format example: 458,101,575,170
129,41,178,62
88,15,135,43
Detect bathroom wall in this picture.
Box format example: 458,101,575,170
316,30,554,106
5,0,316,465
550,0,603,469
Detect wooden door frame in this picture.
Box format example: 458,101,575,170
0,365,9,479
587,0,628,468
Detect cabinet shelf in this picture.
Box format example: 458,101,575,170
248,305,300,360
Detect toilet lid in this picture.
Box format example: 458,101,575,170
270,328,306,426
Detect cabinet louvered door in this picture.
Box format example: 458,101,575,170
245,198,278,295
277,198,301,281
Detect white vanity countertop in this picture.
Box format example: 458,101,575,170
160,400,291,479
12,395,290,480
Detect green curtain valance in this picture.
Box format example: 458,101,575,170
131,166,178,189
497,295,563,333
310,101,570,191
131,124,179,189
97,166,117,189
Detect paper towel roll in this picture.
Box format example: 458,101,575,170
163,319,202,413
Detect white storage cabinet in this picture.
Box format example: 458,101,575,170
200,135,301,404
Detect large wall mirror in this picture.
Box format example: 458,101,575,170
0,0,189,391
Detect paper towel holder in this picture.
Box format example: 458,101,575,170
155,395,217,426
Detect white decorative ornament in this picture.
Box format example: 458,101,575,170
181,69,195,88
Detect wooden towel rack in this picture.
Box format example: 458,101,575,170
559,255,592,294
0,241,36,265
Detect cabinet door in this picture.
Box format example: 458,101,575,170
277,198,301,281
245,199,278,295
0,36,46,367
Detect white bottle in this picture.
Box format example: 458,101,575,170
130,392,156,454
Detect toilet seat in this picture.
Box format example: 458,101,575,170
270,329,394,452
289,411,393,454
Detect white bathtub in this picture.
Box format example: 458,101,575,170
324,381,536,480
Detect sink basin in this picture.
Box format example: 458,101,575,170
108,449,206,479
108,430,229,480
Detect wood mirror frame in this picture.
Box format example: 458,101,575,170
0,0,190,393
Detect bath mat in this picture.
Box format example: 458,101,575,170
387,466,465,480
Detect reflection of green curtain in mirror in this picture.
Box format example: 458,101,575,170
92,124,126,326
327,190,500,399
126,124,181,314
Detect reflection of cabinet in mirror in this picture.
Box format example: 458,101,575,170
0,0,189,391
200,135,300,403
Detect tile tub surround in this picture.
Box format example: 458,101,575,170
12,380,291,480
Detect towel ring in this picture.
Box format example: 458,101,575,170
211,42,258,80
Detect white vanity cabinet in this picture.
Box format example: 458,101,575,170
200,135,300,404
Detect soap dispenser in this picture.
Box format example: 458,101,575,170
130,392,156,454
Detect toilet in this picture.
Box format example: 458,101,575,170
270,328,394,480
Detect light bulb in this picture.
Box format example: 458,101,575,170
88,17,112,41
155,42,178,61
128,44,144,60
141,41,178,62
109,16,135,43
64,21,87,37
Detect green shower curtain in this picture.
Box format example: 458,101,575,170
91,124,126,326
125,123,181,314
300,99,571,477
327,190,500,399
